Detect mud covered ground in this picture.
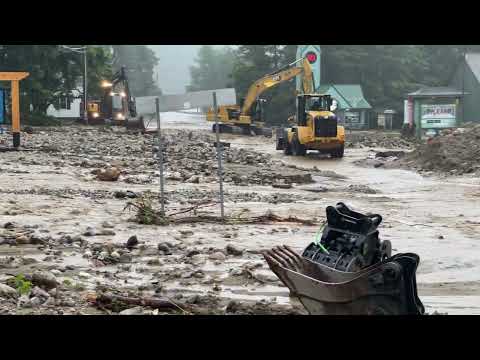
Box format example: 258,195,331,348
1,113,480,315
354,123,480,178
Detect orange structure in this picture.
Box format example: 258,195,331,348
0,72,30,147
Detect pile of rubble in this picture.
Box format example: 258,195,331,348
400,124,480,175
346,131,413,149
20,126,314,186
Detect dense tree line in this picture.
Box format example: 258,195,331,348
187,46,234,92
189,45,480,125
0,45,112,115
0,45,161,121
110,45,161,96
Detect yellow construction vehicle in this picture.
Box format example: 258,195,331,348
80,66,144,129
276,94,345,157
206,58,314,135
275,61,345,157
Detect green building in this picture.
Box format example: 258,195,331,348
318,84,372,129
450,52,480,123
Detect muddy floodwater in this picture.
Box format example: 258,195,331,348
0,111,479,315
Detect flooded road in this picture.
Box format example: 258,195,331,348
159,111,480,314
0,111,479,314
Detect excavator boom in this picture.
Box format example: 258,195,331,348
241,58,314,115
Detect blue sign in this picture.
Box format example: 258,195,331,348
0,89,4,124
296,45,321,92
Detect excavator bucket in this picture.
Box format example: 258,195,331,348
263,203,425,315
125,116,146,131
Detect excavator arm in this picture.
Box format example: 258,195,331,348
241,58,314,115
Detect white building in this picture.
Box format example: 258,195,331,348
46,89,82,120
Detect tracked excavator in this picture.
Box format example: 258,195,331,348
206,58,314,136
81,66,144,130
263,203,425,315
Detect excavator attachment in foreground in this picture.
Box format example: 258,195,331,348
263,203,425,315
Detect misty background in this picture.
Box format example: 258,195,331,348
149,45,228,94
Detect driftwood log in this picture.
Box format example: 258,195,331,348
93,292,188,313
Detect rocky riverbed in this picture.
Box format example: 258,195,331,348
1,122,480,315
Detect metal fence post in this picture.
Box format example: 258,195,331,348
213,92,225,219
155,97,165,216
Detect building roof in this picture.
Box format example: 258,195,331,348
317,84,372,109
407,86,467,97
465,53,480,83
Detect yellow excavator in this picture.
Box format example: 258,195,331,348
276,65,345,158
206,58,314,135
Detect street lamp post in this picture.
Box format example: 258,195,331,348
83,47,88,125
60,45,88,124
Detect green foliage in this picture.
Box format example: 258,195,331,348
111,46,160,96
87,46,114,99
14,274,32,295
187,46,235,92
231,45,296,125
125,192,162,225
226,45,480,126
0,45,113,115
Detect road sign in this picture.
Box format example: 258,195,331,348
296,45,321,92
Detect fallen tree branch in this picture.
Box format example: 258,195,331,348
93,292,190,314
124,194,317,226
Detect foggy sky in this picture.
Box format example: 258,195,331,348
149,45,228,95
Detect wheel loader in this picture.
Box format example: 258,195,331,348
206,58,314,136
276,93,345,158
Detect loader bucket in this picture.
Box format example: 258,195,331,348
263,246,424,315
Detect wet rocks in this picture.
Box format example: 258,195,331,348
102,221,115,229
31,286,50,299
186,249,201,257
32,271,58,290
157,243,172,255
126,235,139,250
346,184,378,194
4,222,16,229
272,181,292,189
95,167,121,182
114,190,138,199
0,283,18,298
119,253,132,263
375,151,406,158
119,306,144,315
83,227,115,237
209,252,226,261
225,244,244,256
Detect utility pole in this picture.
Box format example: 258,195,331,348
84,46,88,125
155,97,165,216
213,92,225,220
462,47,466,124
59,45,88,124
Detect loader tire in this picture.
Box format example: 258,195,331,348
241,125,252,136
283,140,292,155
331,144,345,158
292,135,307,156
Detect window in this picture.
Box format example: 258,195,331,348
57,96,71,110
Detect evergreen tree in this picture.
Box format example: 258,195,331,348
111,45,160,96
187,46,234,92
0,45,112,114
